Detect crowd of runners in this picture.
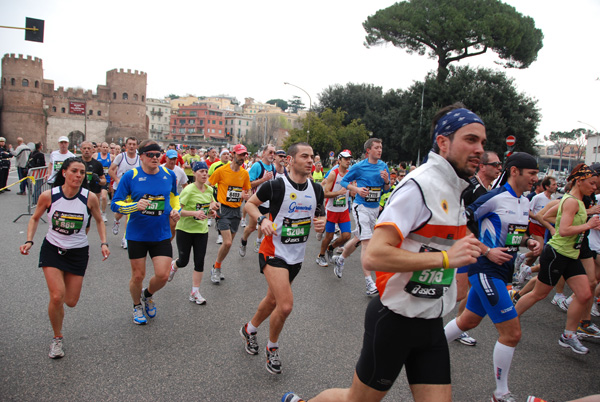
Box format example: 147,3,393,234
14,103,600,402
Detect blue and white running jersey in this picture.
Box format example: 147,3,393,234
465,183,530,283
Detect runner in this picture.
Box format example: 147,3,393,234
208,148,231,244
80,141,106,215
168,161,218,305
47,136,75,185
239,144,276,256
94,142,113,222
107,137,140,248
20,157,110,358
444,152,542,402
332,138,391,295
316,150,352,269
111,140,180,325
240,142,325,375
282,104,484,402
208,144,251,284
516,164,600,354
182,146,201,184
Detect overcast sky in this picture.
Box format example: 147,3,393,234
1,0,599,143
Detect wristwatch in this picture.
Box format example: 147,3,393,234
257,216,266,226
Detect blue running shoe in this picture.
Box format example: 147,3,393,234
282,392,305,402
141,288,156,318
133,304,147,325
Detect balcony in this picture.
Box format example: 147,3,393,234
150,110,163,117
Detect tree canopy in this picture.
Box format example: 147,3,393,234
544,128,587,172
318,66,540,164
284,108,369,165
266,99,289,112
288,96,306,113
363,0,544,82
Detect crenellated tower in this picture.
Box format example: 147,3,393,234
106,68,148,141
1,54,46,145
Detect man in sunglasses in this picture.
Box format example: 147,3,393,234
453,151,502,347
111,140,180,325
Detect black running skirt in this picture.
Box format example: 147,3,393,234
39,238,89,276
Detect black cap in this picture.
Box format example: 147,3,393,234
496,152,538,187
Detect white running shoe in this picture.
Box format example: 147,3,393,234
240,218,247,227
551,293,566,306
254,239,262,253
591,303,600,317
316,255,328,267
455,332,477,346
216,234,223,244
189,290,206,305
48,337,65,359
168,260,178,282
112,219,120,235
211,266,221,284
559,334,589,354
333,255,344,278
121,238,128,249
239,243,247,257
102,213,107,222
366,280,379,296
316,232,323,241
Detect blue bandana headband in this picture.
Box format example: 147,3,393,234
432,108,485,147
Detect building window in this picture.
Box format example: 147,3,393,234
179,128,185,134
89,109,93,115
11,78,15,85
123,93,128,100
52,106,57,112
212,120,216,124
35,80,39,88
113,92,116,99
97,110,101,116
189,120,195,125
179,119,186,125
133,94,138,101
142,95,145,102
61,107,66,113
219,130,222,134
246,121,249,126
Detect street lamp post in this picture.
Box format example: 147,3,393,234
578,120,599,163
284,82,311,143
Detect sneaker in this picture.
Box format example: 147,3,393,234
456,332,477,346
168,260,178,282
112,219,120,235
326,248,334,264
254,239,262,253
316,231,323,241
266,346,282,374
121,238,128,249
508,289,519,306
102,212,107,222
240,218,247,227
207,218,212,227
557,297,570,312
133,304,147,325
551,293,566,306
514,252,526,272
211,266,221,284
316,255,328,267
526,397,547,402
189,290,206,305
240,324,259,355
216,234,223,244
48,337,65,359
492,393,516,402
282,392,305,402
141,288,156,318
577,323,600,338
333,255,344,278
239,243,247,257
366,280,379,296
514,265,531,286
592,302,600,317
559,333,589,354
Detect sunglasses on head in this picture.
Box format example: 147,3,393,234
144,152,161,159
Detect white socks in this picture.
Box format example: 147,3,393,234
493,341,515,398
443,318,463,342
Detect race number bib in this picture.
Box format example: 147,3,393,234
505,223,527,252
226,186,242,203
53,161,64,172
404,245,454,299
333,194,347,208
574,233,584,249
194,202,211,220
365,186,382,203
103,166,109,175
281,216,311,244
141,194,166,216
51,211,84,235
86,171,93,182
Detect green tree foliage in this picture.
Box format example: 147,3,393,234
363,0,544,82
167,94,180,99
266,99,289,112
317,66,540,163
283,108,369,164
288,96,306,113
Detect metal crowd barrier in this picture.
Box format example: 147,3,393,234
13,166,50,223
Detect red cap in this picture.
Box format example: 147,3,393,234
338,149,352,158
233,144,248,154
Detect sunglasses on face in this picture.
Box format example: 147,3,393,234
144,152,161,159
484,162,502,168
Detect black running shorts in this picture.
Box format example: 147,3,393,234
538,244,585,286
39,238,89,277
258,254,301,283
127,238,172,260
355,297,451,391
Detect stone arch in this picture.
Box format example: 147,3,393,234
68,130,85,147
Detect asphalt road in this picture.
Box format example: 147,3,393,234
0,169,598,402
